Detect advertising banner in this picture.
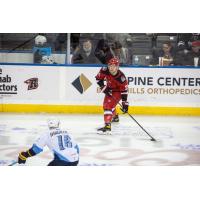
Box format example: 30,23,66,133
0,65,60,104
0,64,200,108
65,67,200,107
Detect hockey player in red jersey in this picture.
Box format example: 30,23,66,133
96,57,129,134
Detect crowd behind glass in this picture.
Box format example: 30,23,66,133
0,33,199,66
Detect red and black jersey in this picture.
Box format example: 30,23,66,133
95,67,128,101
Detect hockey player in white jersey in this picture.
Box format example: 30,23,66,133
18,118,79,166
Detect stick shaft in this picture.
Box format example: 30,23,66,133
8,161,17,166
117,102,156,141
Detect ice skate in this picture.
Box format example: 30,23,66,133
97,123,112,135
112,114,119,122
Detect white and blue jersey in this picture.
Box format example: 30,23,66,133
31,128,79,163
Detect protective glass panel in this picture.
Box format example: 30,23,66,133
0,33,199,66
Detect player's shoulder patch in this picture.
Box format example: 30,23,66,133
121,75,126,83
116,73,127,83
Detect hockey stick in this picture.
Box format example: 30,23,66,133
110,95,157,141
8,160,18,166
119,102,156,141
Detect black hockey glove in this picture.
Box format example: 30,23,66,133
121,101,129,113
18,151,29,164
18,147,37,164
101,85,112,96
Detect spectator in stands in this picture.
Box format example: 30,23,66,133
79,33,103,48
110,41,130,64
177,33,200,50
72,39,100,64
150,41,176,66
173,41,189,65
33,35,52,64
95,39,113,64
183,41,200,66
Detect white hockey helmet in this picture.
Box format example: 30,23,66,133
47,118,60,129
35,35,47,45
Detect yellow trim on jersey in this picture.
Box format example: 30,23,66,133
1,104,200,116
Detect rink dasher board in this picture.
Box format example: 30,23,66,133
0,64,200,115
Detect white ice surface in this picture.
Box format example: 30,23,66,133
0,113,200,166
